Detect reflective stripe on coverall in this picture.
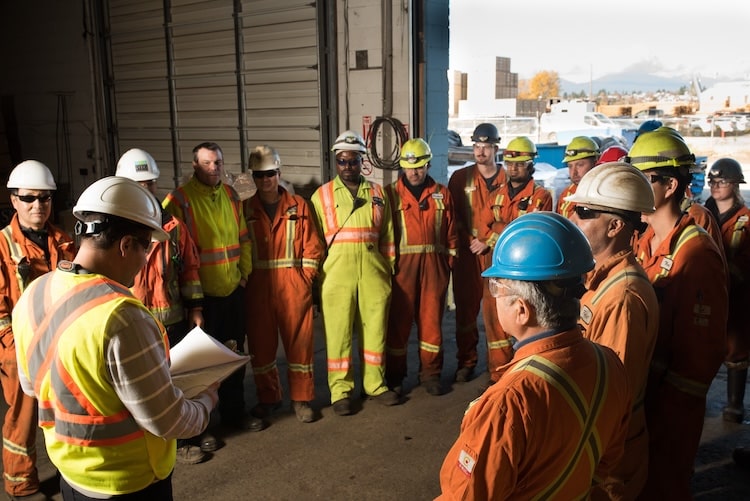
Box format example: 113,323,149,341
579,250,659,500
0,215,75,496
437,328,631,500
556,183,577,219
310,176,395,402
635,215,728,499
244,188,324,404
130,213,203,329
481,180,552,380
446,164,505,371
384,177,458,385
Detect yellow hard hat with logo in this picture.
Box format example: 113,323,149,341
399,138,432,169
503,136,537,163
563,136,599,164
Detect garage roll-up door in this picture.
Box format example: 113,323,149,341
106,0,324,193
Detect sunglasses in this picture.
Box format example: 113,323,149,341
336,157,363,168
14,193,52,203
252,170,278,179
648,174,669,184
574,205,620,220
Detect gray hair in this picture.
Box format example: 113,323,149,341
500,279,580,329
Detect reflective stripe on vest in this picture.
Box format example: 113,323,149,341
319,182,381,246
729,215,748,259
24,274,142,445
464,173,478,237
248,205,315,269
650,359,710,398
513,344,608,499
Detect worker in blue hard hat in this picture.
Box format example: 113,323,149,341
438,212,631,499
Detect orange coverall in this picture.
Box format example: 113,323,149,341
706,200,750,363
446,164,505,372
579,250,659,500
635,214,728,499
556,183,577,218
0,215,75,496
438,328,631,500
686,200,725,254
480,180,552,379
244,189,324,404
130,211,203,345
384,176,458,386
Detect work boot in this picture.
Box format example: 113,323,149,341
251,401,282,419
422,377,443,396
454,366,474,383
292,401,315,423
332,397,352,416
176,444,205,465
723,366,748,423
199,433,218,452
372,390,399,406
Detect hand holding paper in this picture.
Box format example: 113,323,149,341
169,326,251,398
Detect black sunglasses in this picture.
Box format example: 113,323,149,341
252,170,278,179
14,193,52,203
648,174,669,184
574,205,619,220
336,157,363,168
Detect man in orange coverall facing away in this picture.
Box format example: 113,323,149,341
479,136,552,389
0,160,75,500
437,212,631,500
243,145,324,424
447,123,506,383
627,129,728,498
384,138,458,397
566,162,660,499
116,148,209,464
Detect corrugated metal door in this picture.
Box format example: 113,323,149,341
106,0,323,192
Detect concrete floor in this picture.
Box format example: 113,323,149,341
12,309,750,500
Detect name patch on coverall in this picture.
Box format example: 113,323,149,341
457,446,478,477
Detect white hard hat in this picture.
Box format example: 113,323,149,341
331,130,367,154
115,148,160,182
565,161,655,214
7,160,57,190
248,145,282,172
73,176,168,241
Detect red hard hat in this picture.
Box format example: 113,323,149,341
596,145,629,166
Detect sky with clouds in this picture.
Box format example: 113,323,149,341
449,0,750,83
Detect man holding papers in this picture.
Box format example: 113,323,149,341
13,177,219,500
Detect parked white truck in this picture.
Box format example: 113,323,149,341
539,100,624,144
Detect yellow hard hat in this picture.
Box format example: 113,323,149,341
563,136,599,164
399,138,432,169
503,136,537,163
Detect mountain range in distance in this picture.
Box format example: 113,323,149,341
558,63,750,94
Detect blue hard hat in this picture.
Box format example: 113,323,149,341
636,119,663,137
481,212,594,281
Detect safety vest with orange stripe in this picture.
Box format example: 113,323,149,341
14,270,174,494
163,177,252,297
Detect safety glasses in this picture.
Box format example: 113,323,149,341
503,150,528,158
488,278,515,298
336,157,363,168
648,174,668,184
14,193,52,203
707,179,731,187
252,170,279,179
